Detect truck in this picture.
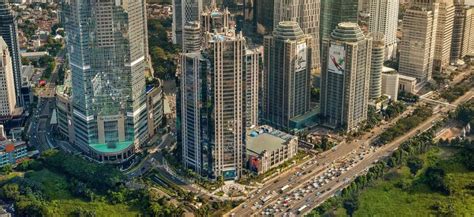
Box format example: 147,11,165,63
297,205,308,214
280,184,290,193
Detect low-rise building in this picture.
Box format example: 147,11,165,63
146,82,164,138
247,126,298,175
0,139,27,168
398,74,417,94
381,67,399,101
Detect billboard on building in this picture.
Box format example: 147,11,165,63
295,42,307,72
328,44,345,75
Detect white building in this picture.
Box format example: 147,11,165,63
381,67,399,101
368,0,399,60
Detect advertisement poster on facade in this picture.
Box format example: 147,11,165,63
295,42,307,72
328,44,345,75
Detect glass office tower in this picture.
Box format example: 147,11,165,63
62,0,148,163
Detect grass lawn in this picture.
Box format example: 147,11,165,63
22,169,141,216
0,172,24,183
353,147,474,217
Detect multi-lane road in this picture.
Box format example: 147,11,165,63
227,89,473,217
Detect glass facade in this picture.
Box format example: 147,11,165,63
62,0,148,162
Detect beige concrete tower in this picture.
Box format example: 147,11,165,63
0,37,16,120
433,0,455,75
399,0,439,86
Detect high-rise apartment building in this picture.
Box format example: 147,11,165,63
320,0,358,42
262,21,312,131
274,0,320,70
173,0,203,47
0,0,22,107
244,47,260,129
62,0,149,163
433,0,455,75
321,23,371,131
0,37,16,121
368,0,399,60
201,5,231,33
369,32,384,100
180,28,260,180
399,0,439,85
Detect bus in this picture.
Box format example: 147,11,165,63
261,195,272,203
280,184,290,193
297,205,308,214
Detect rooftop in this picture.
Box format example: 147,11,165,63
89,141,133,154
247,125,296,156
331,22,365,42
382,66,397,74
399,74,417,81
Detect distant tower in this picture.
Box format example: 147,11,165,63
255,0,274,35
399,0,439,85
321,23,372,131
173,0,203,47
369,32,385,101
320,0,358,42
368,0,399,60
0,0,22,107
451,0,474,62
274,0,321,70
0,37,17,121
433,0,455,76
262,21,312,131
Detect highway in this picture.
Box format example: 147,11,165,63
227,89,473,217
227,104,417,217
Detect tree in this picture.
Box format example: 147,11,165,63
424,166,449,194
1,164,13,175
407,157,424,175
343,196,359,217
0,183,21,201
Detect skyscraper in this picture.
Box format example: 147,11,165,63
368,0,399,60
0,37,16,121
173,0,203,47
433,0,455,75
262,21,312,131
369,32,384,100
180,28,260,180
62,0,149,163
320,0,358,42
399,0,439,85
461,6,474,57
274,0,320,70
451,0,468,62
0,0,22,107
451,1,474,61
320,23,371,131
